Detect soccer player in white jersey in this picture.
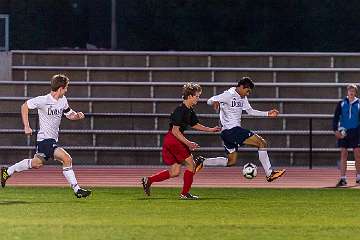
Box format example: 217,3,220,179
1,74,91,198
195,77,286,182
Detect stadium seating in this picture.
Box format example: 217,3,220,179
2,51,359,166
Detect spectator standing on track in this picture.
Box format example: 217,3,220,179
333,84,360,187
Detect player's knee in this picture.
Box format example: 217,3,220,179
258,138,267,148
169,168,181,177
62,156,73,165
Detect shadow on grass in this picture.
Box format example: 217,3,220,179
0,201,31,205
136,197,168,201
0,200,87,205
136,197,230,201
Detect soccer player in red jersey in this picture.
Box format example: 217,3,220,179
141,83,221,199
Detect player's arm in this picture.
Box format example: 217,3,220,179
64,108,85,120
171,126,199,151
246,107,277,117
207,92,231,111
192,123,221,132
244,98,278,117
21,102,32,135
190,109,220,132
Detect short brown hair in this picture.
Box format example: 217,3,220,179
51,74,69,91
182,82,202,100
347,84,358,93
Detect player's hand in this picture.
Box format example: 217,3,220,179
268,109,279,117
76,112,85,120
188,141,199,151
24,126,33,135
210,126,221,132
335,131,345,139
212,101,220,112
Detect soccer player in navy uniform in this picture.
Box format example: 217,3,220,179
141,83,221,199
1,74,91,198
196,77,286,182
333,84,360,187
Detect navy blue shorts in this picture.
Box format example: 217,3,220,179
220,127,254,154
36,139,58,160
337,127,360,149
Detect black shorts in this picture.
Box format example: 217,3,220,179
337,127,360,149
36,139,58,160
220,126,254,154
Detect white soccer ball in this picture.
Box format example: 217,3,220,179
338,127,347,137
242,162,257,179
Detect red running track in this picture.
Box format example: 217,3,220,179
2,166,359,189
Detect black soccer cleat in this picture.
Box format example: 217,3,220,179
194,155,205,173
1,167,10,188
141,177,151,196
336,178,347,187
266,169,286,182
179,192,199,200
356,179,360,184
74,188,92,198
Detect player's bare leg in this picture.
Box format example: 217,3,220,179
244,134,286,182
180,155,198,200
54,147,91,198
226,152,237,166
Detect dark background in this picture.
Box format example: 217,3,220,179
1,0,360,51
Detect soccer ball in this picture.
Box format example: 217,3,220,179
338,127,347,137
242,163,257,179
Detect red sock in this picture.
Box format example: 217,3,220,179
181,170,194,195
148,170,170,184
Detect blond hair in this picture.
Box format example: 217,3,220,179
182,82,202,100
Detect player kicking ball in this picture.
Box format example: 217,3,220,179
1,74,91,198
195,77,286,182
141,83,221,199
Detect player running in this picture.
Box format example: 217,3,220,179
1,74,91,198
195,77,286,182
141,83,221,199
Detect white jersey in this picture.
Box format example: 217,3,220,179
207,87,268,130
27,94,71,141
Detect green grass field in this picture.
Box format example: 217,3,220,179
0,187,359,240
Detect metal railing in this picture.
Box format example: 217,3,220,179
0,80,353,87
0,112,335,168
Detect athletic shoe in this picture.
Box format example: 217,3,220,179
1,167,10,188
266,169,286,182
74,188,92,198
179,192,199,200
141,177,151,196
336,178,347,187
194,155,205,173
356,179,360,184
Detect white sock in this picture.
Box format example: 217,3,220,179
258,150,272,177
62,166,80,192
7,159,32,176
203,157,228,167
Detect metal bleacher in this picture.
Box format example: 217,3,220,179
3,51,360,166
